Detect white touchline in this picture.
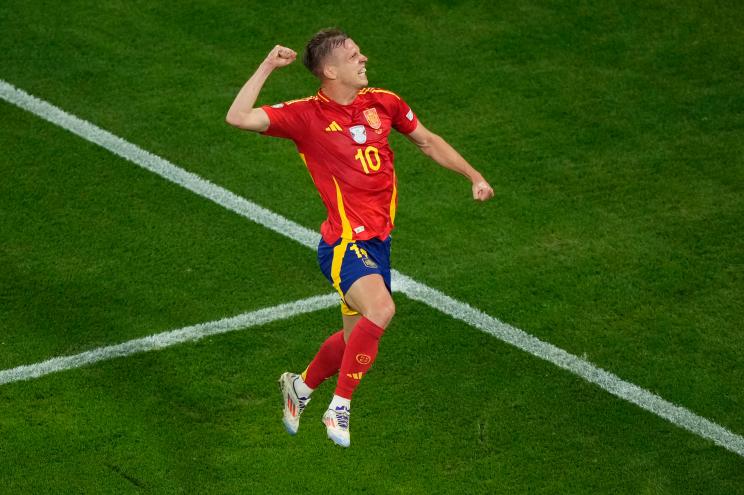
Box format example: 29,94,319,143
1,79,742,459
0,293,338,386
394,274,744,458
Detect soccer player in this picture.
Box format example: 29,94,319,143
226,29,494,447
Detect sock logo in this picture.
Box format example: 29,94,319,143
355,353,371,365
346,372,364,380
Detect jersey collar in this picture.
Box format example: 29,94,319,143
317,88,366,109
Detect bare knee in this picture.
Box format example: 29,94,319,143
365,297,395,329
344,274,396,329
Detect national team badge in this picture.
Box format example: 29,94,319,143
349,125,367,144
363,108,382,130
356,353,372,365
362,257,378,269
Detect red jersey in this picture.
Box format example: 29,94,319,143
261,87,418,244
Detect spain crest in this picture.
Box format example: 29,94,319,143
363,108,382,130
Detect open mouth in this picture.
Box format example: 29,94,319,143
358,67,367,75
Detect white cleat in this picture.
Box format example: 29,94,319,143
322,406,351,447
278,372,310,435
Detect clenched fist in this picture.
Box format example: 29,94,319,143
472,179,494,201
263,45,297,69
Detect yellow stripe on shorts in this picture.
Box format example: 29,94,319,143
330,239,360,316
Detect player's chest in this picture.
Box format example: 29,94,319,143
313,105,391,147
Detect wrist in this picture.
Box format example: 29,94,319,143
256,60,276,77
468,171,484,183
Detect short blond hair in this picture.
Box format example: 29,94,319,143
302,28,349,78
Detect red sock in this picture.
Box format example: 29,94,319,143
335,317,386,399
301,330,346,389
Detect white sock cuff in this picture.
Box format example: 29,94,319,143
294,375,313,398
329,394,351,411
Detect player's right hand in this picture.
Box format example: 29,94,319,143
264,45,297,69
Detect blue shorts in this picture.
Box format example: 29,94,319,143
318,236,392,316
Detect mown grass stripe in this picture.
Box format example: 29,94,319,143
0,80,319,250
394,273,744,458
2,79,742,458
0,293,338,386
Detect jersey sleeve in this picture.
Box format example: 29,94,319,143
260,102,306,140
391,96,418,135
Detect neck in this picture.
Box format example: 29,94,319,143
320,81,360,105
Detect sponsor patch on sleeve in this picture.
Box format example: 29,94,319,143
406,109,414,121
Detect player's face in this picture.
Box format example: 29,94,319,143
329,38,368,88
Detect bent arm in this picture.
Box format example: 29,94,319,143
225,45,297,132
405,122,495,201
225,65,272,132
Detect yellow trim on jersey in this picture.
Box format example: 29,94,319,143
330,177,359,316
390,172,398,225
332,176,353,239
284,95,317,106
316,91,330,102
368,88,401,100
299,153,321,190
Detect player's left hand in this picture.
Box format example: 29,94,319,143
472,179,494,201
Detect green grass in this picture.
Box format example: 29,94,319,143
1,303,740,493
0,101,329,369
1,0,743,493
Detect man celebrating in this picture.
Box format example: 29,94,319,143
226,29,494,448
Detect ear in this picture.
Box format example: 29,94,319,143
322,63,337,80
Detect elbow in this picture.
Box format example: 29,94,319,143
416,132,441,153
225,108,267,132
225,112,241,128
417,136,439,157
417,142,434,157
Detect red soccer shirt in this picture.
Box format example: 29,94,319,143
261,88,418,244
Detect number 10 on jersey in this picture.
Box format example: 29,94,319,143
355,146,381,174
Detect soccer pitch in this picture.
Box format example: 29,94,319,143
1,1,743,493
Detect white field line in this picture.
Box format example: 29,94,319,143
1,79,742,459
0,294,338,386
394,273,744,457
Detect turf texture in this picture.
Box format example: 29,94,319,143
1,1,742,493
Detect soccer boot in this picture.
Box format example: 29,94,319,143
278,372,310,435
322,406,351,447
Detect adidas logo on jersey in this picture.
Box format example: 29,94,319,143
325,121,343,132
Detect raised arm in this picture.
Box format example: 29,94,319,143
405,121,495,201
225,45,297,132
